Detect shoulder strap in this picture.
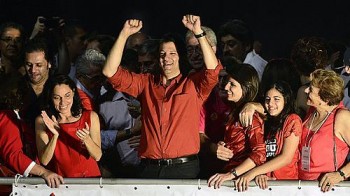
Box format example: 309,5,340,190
332,107,345,171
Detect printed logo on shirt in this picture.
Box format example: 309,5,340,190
265,138,277,158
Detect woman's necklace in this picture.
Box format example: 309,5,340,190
308,111,330,131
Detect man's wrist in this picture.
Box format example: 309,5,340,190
194,31,206,39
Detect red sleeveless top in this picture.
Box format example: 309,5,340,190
47,110,100,177
299,103,349,180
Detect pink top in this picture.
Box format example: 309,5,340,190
299,103,349,180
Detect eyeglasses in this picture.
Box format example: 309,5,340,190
0,37,23,44
186,45,202,55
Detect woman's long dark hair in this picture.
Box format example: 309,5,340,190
226,64,259,124
263,81,295,139
40,74,82,120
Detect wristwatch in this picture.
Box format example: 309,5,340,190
231,169,238,178
338,170,346,180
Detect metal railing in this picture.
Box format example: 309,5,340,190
1,177,350,187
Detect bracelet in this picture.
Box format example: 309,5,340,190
194,31,206,39
231,169,238,178
338,170,346,180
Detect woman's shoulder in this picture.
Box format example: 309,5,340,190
335,108,350,123
285,113,302,123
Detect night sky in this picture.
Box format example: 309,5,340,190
1,0,350,59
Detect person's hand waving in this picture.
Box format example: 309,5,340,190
41,111,60,136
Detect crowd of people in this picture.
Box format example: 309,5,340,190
0,13,350,194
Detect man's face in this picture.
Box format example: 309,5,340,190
25,51,51,84
67,27,87,61
0,27,23,59
138,53,157,74
186,36,204,70
220,35,245,61
159,42,180,77
81,66,105,96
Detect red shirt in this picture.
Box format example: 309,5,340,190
199,88,230,143
265,114,302,179
77,88,95,111
108,64,222,159
0,110,33,175
224,112,266,172
299,103,349,180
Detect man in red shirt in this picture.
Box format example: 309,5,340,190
0,110,63,188
103,15,222,178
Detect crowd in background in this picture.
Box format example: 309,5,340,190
1,14,350,194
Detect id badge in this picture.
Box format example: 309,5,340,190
301,146,311,171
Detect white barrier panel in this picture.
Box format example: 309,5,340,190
12,183,350,196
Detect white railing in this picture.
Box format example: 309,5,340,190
3,178,350,196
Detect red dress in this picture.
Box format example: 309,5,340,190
47,110,100,177
224,112,266,172
265,114,302,179
299,103,349,180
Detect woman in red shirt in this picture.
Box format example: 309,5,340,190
235,81,302,191
35,75,102,177
299,69,350,192
208,64,266,189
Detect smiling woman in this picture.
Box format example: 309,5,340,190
208,63,266,189
35,74,102,177
299,69,350,192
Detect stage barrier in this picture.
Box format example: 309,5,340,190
1,176,350,196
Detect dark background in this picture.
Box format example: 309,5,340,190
1,0,350,60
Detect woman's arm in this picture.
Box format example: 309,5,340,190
76,111,102,161
320,109,350,192
236,132,299,192
35,114,59,166
239,102,265,127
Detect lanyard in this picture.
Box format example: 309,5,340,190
305,111,331,147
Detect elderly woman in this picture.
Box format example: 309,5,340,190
35,75,102,177
299,69,350,192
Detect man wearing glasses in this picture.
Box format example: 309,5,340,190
0,22,25,75
75,49,106,111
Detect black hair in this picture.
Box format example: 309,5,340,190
41,74,82,119
226,63,259,124
263,81,295,140
218,19,254,50
259,58,300,102
159,32,191,77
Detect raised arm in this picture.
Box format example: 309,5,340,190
182,15,217,70
103,20,143,77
